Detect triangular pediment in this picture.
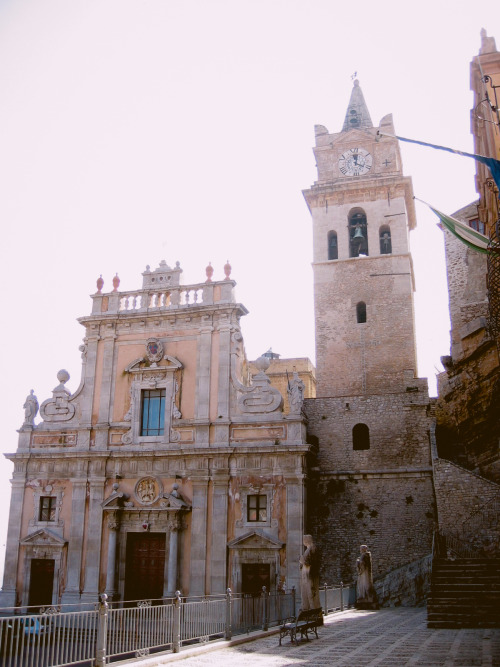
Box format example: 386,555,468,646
102,492,128,509
161,493,191,510
20,529,67,546
228,530,283,550
330,128,374,147
125,355,183,373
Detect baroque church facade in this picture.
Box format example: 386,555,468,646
0,82,436,608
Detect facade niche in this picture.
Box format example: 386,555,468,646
353,423,370,450
379,225,392,254
356,302,367,324
327,231,338,260
348,209,368,257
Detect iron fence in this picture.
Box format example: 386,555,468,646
0,584,354,666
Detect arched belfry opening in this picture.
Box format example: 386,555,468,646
349,209,368,257
379,225,392,254
327,231,338,260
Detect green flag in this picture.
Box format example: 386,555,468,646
416,199,491,255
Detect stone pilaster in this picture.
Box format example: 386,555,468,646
195,322,213,445
189,479,209,595
61,479,88,604
0,479,26,607
166,515,181,595
285,476,305,593
78,329,100,448
80,479,105,602
210,477,228,593
217,323,232,421
104,514,119,599
96,327,116,449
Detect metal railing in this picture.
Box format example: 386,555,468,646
0,584,354,666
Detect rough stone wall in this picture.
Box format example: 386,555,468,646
432,457,500,536
304,391,431,472
373,554,432,607
303,391,434,585
436,222,500,482
313,255,418,397
306,473,435,585
440,211,488,362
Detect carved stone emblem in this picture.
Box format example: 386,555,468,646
39,370,76,422
135,477,161,505
146,338,164,367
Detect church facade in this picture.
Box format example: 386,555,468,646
1,82,436,608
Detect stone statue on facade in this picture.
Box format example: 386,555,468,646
287,371,305,414
299,534,321,611
23,390,39,426
356,544,378,609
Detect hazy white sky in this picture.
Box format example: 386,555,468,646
0,0,498,581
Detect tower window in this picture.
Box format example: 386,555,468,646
469,218,485,234
247,494,267,522
356,301,367,324
328,231,338,260
348,209,368,257
39,496,56,522
353,424,370,451
379,225,392,254
141,389,166,436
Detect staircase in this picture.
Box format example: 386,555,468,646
427,557,500,628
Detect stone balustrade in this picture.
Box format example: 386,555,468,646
91,280,237,315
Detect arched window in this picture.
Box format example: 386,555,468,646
348,208,368,258
356,301,366,323
379,225,392,254
327,231,338,260
353,423,370,450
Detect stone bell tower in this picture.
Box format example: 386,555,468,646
302,83,434,586
303,80,419,397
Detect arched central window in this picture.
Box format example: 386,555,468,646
348,208,368,258
327,231,338,260
379,225,392,254
353,423,370,450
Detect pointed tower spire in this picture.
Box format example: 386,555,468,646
341,79,373,132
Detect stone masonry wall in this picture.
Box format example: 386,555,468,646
304,392,431,472
307,473,435,585
373,554,432,607
433,457,500,536
304,391,435,586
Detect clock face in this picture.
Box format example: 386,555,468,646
338,148,373,176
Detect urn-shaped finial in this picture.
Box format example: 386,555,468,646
96,275,104,294
224,260,232,280
112,273,120,292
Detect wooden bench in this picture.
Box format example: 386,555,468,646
279,607,323,646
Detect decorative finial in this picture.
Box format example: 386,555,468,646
96,275,104,294
57,369,70,386
224,260,232,281
205,262,214,283
351,71,357,81
112,273,120,292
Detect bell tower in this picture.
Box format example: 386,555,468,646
303,80,419,397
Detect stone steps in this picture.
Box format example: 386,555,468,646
427,558,500,628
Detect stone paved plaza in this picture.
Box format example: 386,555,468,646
137,608,500,666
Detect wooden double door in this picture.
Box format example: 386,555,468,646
241,563,270,595
124,532,166,602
